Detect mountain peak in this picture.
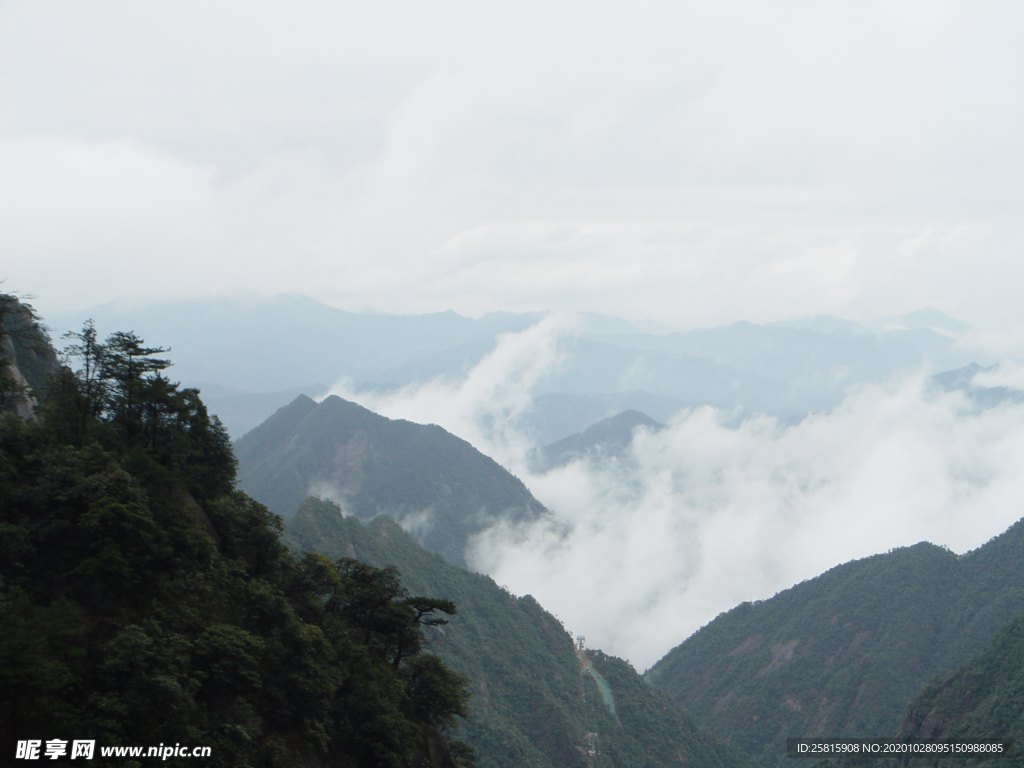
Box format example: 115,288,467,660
235,395,548,567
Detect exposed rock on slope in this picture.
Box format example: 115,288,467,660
646,518,1024,767
0,294,59,417
895,614,1024,766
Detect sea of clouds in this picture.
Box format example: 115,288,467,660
328,317,1024,670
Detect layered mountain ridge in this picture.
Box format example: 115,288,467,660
50,295,984,439
235,394,548,567
645,519,1024,767
285,496,759,768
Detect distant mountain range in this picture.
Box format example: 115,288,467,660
48,294,543,392
234,394,548,567
931,362,1024,409
49,295,986,440
585,320,966,392
531,409,664,472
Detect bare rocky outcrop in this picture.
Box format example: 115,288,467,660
1,293,60,419
2,360,37,418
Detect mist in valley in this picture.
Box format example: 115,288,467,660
325,316,1024,669
6,0,1024,689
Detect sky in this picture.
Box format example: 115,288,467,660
3,1,1024,330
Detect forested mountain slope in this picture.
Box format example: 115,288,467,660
286,497,759,768
646,519,1024,768
895,614,1024,767
809,613,1024,768
235,395,548,567
0,305,474,767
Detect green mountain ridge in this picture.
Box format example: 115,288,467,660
645,519,1024,767
1,299,474,767
235,394,548,567
285,496,759,768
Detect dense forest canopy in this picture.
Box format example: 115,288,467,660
0,297,474,767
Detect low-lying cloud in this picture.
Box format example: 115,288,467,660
331,322,1024,671
326,313,580,468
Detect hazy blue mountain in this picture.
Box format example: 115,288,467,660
286,498,760,768
234,394,548,567
877,307,975,333
772,308,974,335
196,382,328,437
766,314,865,334
521,392,684,445
645,517,1024,768
585,321,977,394
930,362,1024,410
369,336,511,386
532,410,665,472
536,337,828,416
48,294,545,393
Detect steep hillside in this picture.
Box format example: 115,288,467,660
646,519,1024,768
1,319,473,767
894,614,1024,767
523,392,684,445
286,497,759,768
235,395,547,566
646,543,958,766
932,517,1024,671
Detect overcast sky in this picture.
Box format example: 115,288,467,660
3,1,1024,329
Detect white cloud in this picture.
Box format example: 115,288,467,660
328,319,1024,671
470,379,1024,669
325,313,581,467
